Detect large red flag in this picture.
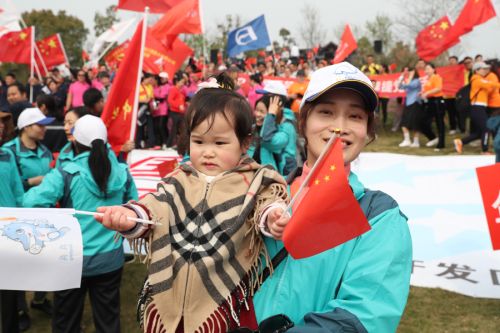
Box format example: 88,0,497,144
476,163,500,250
36,34,67,69
116,0,183,13
416,16,459,61
436,64,466,96
333,24,357,64
150,0,202,47
0,27,32,64
143,33,193,78
101,20,145,153
282,138,371,259
442,0,497,50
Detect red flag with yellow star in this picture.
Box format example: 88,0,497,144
101,20,145,154
36,34,67,69
282,138,371,259
416,16,458,61
0,27,32,64
143,33,193,78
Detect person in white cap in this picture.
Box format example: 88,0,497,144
253,62,412,333
23,115,138,333
247,80,298,176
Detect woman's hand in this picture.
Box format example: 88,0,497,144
266,208,290,240
268,96,282,116
28,175,44,187
96,206,138,232
121,140,135,153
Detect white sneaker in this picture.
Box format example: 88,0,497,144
399,140,411,147
410,142,420,148
161,144,167,150
426,138,439,147
449,130,457,135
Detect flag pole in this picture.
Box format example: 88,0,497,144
129,7,149,143
19,17,49,77
57,33,71,67
94,41,117,66
29,26,34,103
199,0,208,61
285,131,340,212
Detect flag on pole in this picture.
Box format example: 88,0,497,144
282,138,371,259
150,0,202,47
226,15,271,58
101,20,146,154
415,16,459,61
104,41,130,70
143,33,193,78
90,18,137,63
0,26,32,64
117,0,183,13
36,34,67,69
333,24,357,64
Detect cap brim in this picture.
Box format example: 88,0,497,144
306,80,379,112
255,89,268,94
36,117,55,125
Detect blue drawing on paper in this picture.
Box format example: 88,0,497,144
0,219,69,255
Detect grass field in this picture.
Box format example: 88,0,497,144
27,108,498,332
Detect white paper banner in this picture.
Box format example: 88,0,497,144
0,208,83,291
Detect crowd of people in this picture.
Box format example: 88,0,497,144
0,48,498,333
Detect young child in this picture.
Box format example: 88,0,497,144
97,73,290,333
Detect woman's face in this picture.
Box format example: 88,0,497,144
77,71,86,82
64,111,79,141
24,124,46,141
424,65,434,76
48,81,58,92
304,88,369,166
254,101,267,126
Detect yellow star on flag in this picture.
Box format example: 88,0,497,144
48,39,57,48
324,175,330,182
330,165,336,171
122,100,132,120
440,21,449,30
19,32,27,40
314,179,320,185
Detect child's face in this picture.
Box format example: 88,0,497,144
190,112,246,176
304,88,369,166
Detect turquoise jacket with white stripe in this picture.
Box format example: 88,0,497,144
253,171,412,333
0,148,24,207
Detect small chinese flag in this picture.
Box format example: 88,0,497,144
36,34,67,69
416,16,459,61
476,163,500,251
0,27,32,64
143,32,193,78
101,20,145,154
283,138,371,259
117,0,183,13
333,24,357,64
104,41,130,69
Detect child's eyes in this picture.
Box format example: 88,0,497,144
215,141,227,145
192,139,203,144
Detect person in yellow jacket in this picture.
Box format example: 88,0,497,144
454,62,500,154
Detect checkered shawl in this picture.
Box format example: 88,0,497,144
135,157,288,333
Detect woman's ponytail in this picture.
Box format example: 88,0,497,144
88,139,111,196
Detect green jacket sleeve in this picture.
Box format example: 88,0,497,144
260,114,290,152
23,168,65,208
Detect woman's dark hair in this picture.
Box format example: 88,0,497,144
250,73,263,85
426,63,436,70
255,94,287,124
0,113,15,144
182,72,252,153
67,106,90,119
412,67,420,79
78,139,111,196
36,94,63,121
173,71,185,85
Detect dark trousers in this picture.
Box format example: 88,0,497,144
421,98,445,148
52,268,122,333
167,112,184,148
136,115,155,148
378,98,389,125
444,98,458,131
153,115,169,146
1,290,19,333
462,105,489,152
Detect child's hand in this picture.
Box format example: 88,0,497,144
266,208,290,240
95,206,138,232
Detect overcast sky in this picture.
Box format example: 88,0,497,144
15,0,500,59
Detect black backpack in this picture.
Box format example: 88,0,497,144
455,84,471,114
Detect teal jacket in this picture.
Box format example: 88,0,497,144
0,148,24,207
254,171,412,333
55,141,74,168
3,137,53,190
248,108,297,176
486,115,500,163
23,150,138,276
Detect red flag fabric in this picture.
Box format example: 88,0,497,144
333,24,357,64
82,50,90,62
442,0,497,50
0,27,32,64
101,20,144,154
157,159,178,177
282,138,371,259
117,0,183,13
150,0,202,47
143,33,193,78
104,41,130,70
416,16,459,61
436,64,466,96
476,163,500,250
36,34,66,69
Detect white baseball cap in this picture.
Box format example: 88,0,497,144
300,62,379,112
472,61,490,71
17,107,55,130
256,80,288,97
159,72,169,79
72,115,107,147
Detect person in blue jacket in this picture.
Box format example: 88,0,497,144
248,81,298,176
23,115,138,333
253,62,412,333
486,109,500,162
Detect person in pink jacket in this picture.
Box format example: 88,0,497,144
153,72,171,149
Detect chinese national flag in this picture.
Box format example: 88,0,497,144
282,138,371,259
36,34,66,68
101,20,144,154
117,0,184,13
442,0,497,50
104,41,130,69
333,24,357,64
0,27,32,64
143,33,193,78
150,0,202,47
436,64,466,97
416,16,459,61
476,163,500,250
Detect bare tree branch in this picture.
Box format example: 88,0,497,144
299,4,327,48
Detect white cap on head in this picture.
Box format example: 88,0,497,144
17,107,55,130
256,80,288,97
159,72,168,79
472,61,490,71
300,62,379,112
72,115,107,147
